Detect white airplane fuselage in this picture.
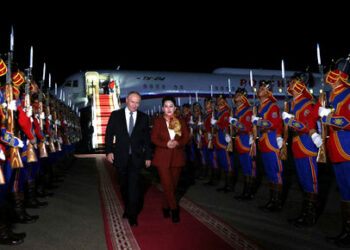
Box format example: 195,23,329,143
56,68,328,112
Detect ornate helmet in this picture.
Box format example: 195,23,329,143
288,71,314,100
0,58,7,77
216,94,228,108
326,56,350,87
11,71,25,87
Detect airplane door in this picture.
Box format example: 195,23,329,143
85,71,100,97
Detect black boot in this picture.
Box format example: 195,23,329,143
225,170,235,193
259,182,283,212
0,204,25,245
235,175,255,201
162,208,170,218
0,222,24,245
327,201,350,247
11,192,39,224
171,207,180,223
291,191,318,228
203,167,215,186
36,175,54,198
25,181,48,209
216,170,228,192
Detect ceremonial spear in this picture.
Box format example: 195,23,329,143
316,43,327,163
24,46,38,163
249,70,257,159
280,60,289,160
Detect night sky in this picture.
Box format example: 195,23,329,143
1,9,348,86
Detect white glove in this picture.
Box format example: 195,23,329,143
318,107,332,117
249,134,254,145
207,133,212,140
8,100,17,111
276,137,283,149
47,114,52,121
196,134,201,142
311,133,323,148
230,116,238,124
0,149,5,161
197,121,203,126
64,120,68,125
17,137,24,148
40,112,45,119
282,112,293,120
211,118,217,126
1,102,7,108
251,115,261,123
26,106,33,118
225,134,231,143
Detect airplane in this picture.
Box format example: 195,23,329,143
55,67,328,150
55,67,328,112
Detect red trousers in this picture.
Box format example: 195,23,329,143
157,166,182,210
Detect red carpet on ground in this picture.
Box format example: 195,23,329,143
90,154,262,250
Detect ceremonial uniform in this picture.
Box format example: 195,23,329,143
212,96,234,192
201,99,220,185
282,72,320,227
317,57,350,247
230,88,256,200
253,82,284,212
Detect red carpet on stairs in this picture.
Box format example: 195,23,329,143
95,155,263,250
94,94,114,147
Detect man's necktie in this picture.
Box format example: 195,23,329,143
129,112,134,154
129,111,134,136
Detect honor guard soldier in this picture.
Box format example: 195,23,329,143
182,103,196,185
230,88,256,200
211,94,235,192
0,57,26,245
252,81,284,212
192,102,206,179
282,72,321,227
316,57,350,247
203,98,220,186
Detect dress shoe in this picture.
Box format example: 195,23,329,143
122,211,128,219
162,208,170,218
171,208,180,223
128,217,138,227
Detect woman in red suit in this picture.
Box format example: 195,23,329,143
151,96,190,223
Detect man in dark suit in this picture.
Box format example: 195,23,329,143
105,91,152,226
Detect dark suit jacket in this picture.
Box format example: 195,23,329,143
151,117,190,168
105,108,152,169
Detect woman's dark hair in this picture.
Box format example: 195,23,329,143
162,96,176,106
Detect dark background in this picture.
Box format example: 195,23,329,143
1,7,348,85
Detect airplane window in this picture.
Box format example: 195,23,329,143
64,81,72,87
156,84,159,89
149,84,153,89
180,85,183,90
215,86,218,91
73,80,78,87
162,85,165,89
174,85,178,90
220,86,224,91
143,84,147,89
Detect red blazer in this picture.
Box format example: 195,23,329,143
151,117,190,168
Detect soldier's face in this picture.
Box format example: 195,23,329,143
234,93,243,105
257,86,267,98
